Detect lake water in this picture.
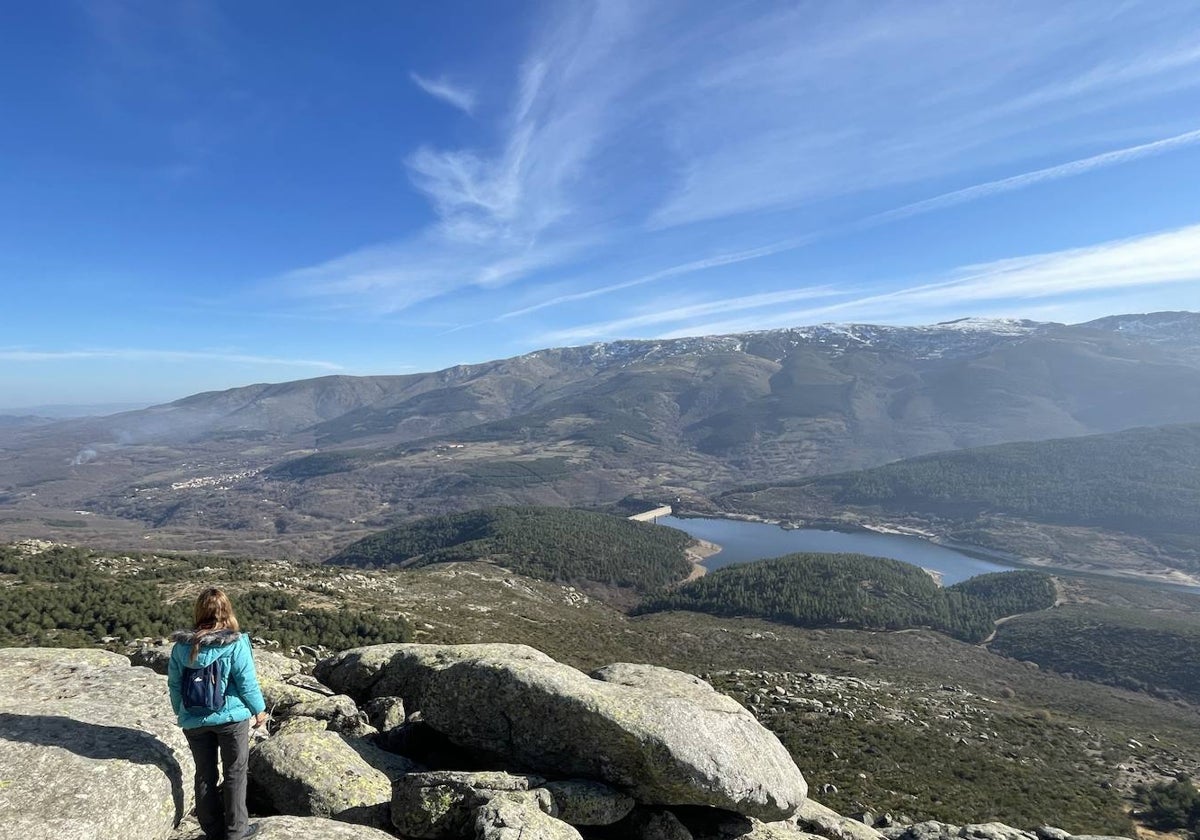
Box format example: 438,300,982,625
658,515,1013,585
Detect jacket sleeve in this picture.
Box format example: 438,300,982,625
167,646,183,716
229,635,266,715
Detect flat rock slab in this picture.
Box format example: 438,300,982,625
248,815,397,838
129,644,301,683
324,645,807,821
315,643,553,704
0,648,194,840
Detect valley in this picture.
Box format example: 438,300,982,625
3,314,1200,565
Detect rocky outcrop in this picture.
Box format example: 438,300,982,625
0,643,1140,840
542,779,635,825
315,642,554,705
248,730,418,828
620,807,696,840
693,816,825,840
475,792,585,840
260,677,359,721
391,770,550,839
128,643,301,683
322,644,807,820
796,800,886,840
0,648,193,840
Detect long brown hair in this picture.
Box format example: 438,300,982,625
190,587,240,663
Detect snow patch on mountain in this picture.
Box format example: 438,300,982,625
579,318,1052,366
1082,311,1200,344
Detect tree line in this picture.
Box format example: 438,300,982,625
635,554,1056,643
327,506,693,592
0,544,410,650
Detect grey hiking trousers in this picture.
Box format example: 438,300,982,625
183,718,250,840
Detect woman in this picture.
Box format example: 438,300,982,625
168,588,267,840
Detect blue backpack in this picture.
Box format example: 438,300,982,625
181,657,228,712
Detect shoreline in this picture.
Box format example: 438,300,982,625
681,537,721,583
671,509,1200,592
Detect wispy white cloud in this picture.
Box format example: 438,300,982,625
497,236,825,321
648,4,1200,228
0,348,343,370
285,2,652,313
863,126,1200,225
410,72,477,115
502,125,1200,325
281,1,1200,327
654,224,1200,338
537,286,842,344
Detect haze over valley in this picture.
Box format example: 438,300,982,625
3,312,1199,574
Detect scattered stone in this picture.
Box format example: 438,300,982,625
251,649,306,682
127,642,174,673
963,824,1036,840
284,671,337,695
880,823,1043,840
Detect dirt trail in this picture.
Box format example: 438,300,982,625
979,577,1065,646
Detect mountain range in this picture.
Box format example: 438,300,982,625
1,311,1199,558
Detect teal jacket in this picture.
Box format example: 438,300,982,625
167,628,266,729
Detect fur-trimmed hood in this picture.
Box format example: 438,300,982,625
170,627,241,647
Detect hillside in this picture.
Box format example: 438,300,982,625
991,601,1200,704
718,422,1200,580
7,538,1200,834
326,506,694,592
2,313,1200,558
636,554,1055,642
0,543,412,650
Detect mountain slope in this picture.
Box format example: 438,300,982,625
2,312,1200,557
718,422,1200,579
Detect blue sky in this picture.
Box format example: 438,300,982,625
3,1,1200,409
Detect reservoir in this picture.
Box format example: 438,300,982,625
659,515,1012,585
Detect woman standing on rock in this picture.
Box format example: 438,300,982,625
168,587,268,840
